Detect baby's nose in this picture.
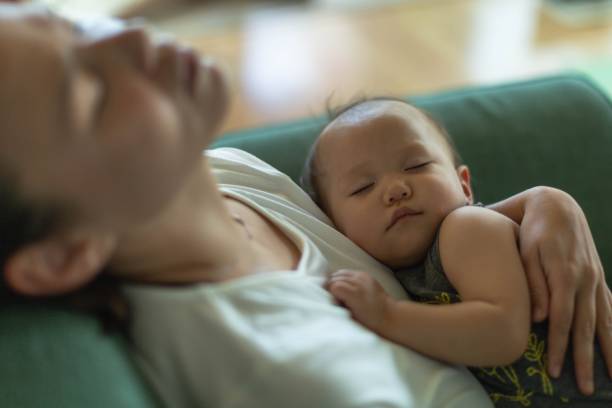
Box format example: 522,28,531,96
384,183,410,205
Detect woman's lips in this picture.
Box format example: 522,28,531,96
386,207,423,231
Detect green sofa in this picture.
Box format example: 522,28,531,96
1,73,611,407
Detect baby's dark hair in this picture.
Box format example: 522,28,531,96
300,96,463,209
0,169,129,335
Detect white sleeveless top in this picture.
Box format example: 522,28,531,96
124,148,492,408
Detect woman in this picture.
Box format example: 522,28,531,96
0,3,609,406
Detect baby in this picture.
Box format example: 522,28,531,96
301,97,611,406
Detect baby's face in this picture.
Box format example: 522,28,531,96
316,101,472,268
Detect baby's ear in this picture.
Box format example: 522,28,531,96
456,165,474,205
3,231,117,297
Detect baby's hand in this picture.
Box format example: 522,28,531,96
327,269,392,332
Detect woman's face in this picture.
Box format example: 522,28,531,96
0,4,229,229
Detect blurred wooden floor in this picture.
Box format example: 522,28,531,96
144,0,612,133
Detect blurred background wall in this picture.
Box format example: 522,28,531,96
38,0,612,133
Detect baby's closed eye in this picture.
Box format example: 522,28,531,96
403,161,432,171
350,182,375,196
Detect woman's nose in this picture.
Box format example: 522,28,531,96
81,27,154,72
383,181,412,205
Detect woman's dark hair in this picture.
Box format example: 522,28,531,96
300,96,463,209
0,171,129,335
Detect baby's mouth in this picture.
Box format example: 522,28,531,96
386,207,423,231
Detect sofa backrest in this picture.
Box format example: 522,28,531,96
215,74,612,283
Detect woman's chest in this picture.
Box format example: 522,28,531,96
225,196,301,272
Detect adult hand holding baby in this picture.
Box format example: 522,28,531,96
492,186,611,395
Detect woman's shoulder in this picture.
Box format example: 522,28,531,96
206,147,287,178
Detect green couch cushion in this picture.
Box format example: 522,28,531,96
0,303,159,408
215,73,612,282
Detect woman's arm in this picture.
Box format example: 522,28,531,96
487,186,612,395
328,206,530,366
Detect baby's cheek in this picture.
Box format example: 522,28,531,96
345,222,382,256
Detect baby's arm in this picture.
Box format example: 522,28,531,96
328,206,531,367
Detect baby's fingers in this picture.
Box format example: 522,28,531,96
328,279,359,304
330,269,366,280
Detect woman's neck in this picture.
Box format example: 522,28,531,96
108,157,257,285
